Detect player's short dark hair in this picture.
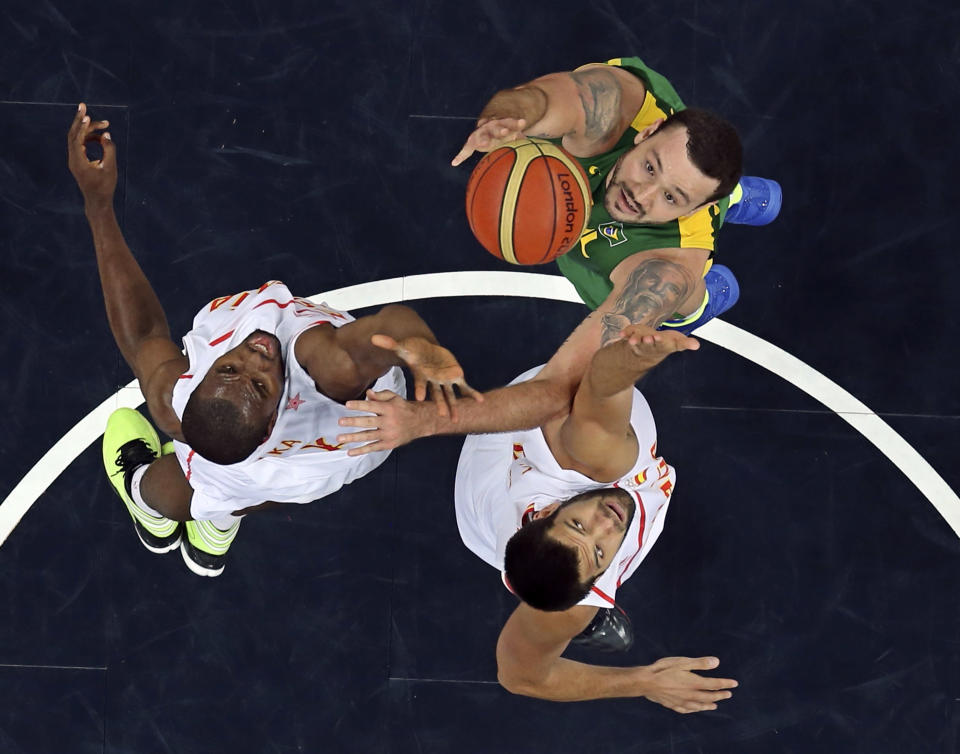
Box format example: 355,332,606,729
660,107,743,203
504,490,621,612
181,393,265,465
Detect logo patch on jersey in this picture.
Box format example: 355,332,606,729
598,221,628,247
588,165,599,175
285,393,305,411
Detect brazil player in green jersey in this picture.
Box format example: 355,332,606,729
453,56,779,333
341,56,781,457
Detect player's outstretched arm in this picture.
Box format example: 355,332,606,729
335,375,572,455
319,304,480,418
67,103,186,436
451,64,646,165
555,326,699,480
496,602,737,710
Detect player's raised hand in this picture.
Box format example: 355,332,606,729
619,324,699,361
336,389,436,456
639,656,738,714
67,103,116,208
370,334,483,420
451,117,527,166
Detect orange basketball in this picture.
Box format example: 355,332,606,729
465,138,592,265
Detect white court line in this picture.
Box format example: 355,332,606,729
1,271,957,545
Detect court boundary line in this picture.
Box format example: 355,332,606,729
1,270,957,545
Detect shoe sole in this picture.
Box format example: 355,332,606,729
180,539,225,577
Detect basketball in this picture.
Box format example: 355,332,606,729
465,138,592,265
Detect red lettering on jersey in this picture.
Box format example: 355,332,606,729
266,440,301,456
302,437,344,452
659,479,673,497
656,458,669,479
231,291,249,309
209,295,233,311
257,280,281,293
650,442,658,458
633,469,647,485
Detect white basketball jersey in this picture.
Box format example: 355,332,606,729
170,280,405,520
454,366,674,609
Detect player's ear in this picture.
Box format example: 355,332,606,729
532,502,561,520
634,118,664,143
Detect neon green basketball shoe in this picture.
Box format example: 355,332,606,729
181,518,242,577
103,408,183,554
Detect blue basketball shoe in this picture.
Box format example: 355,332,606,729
658,264,740,336
724,176,782,226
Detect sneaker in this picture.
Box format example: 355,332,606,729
181,518,241,577
724,176,782,226
659,264,740,336
571,604,634,652
103,408,183,554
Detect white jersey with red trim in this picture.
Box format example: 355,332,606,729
169,280,405,520
454,366,674,609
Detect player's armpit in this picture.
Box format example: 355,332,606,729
136,337,189,440
601,250,706,346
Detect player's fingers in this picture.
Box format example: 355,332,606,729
99,132,116,169
455,381,484,402
370,333,399,352
345,439,388,457
451,142,475,166
703,677,738,690
336,429,378,444
68,103,86,140
414,378,428,403
442,384,459,422
684,656,721,671
338,415,379,429
430,382,449,419
76,113,92,144
84,119,110,135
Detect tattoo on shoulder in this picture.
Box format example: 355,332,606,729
569,68,622,141
600,259,694,345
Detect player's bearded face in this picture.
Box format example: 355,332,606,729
603,125,720,225
542,492,636,582
204,330,285,428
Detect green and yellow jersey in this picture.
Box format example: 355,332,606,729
555,56,729,310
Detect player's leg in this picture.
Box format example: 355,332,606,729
103,408,185,553
139,453,193,521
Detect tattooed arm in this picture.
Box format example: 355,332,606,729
452,64,647,165
336,247,708,453
538,248,707,384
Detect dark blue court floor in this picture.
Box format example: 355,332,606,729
1,1,958,752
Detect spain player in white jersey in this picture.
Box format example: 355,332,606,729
341,326,738,713
68,105,478,577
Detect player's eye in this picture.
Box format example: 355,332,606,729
664,192,675,204
255,381,266,396
596,546,604,560
645,161,654,175
573,519,584,531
